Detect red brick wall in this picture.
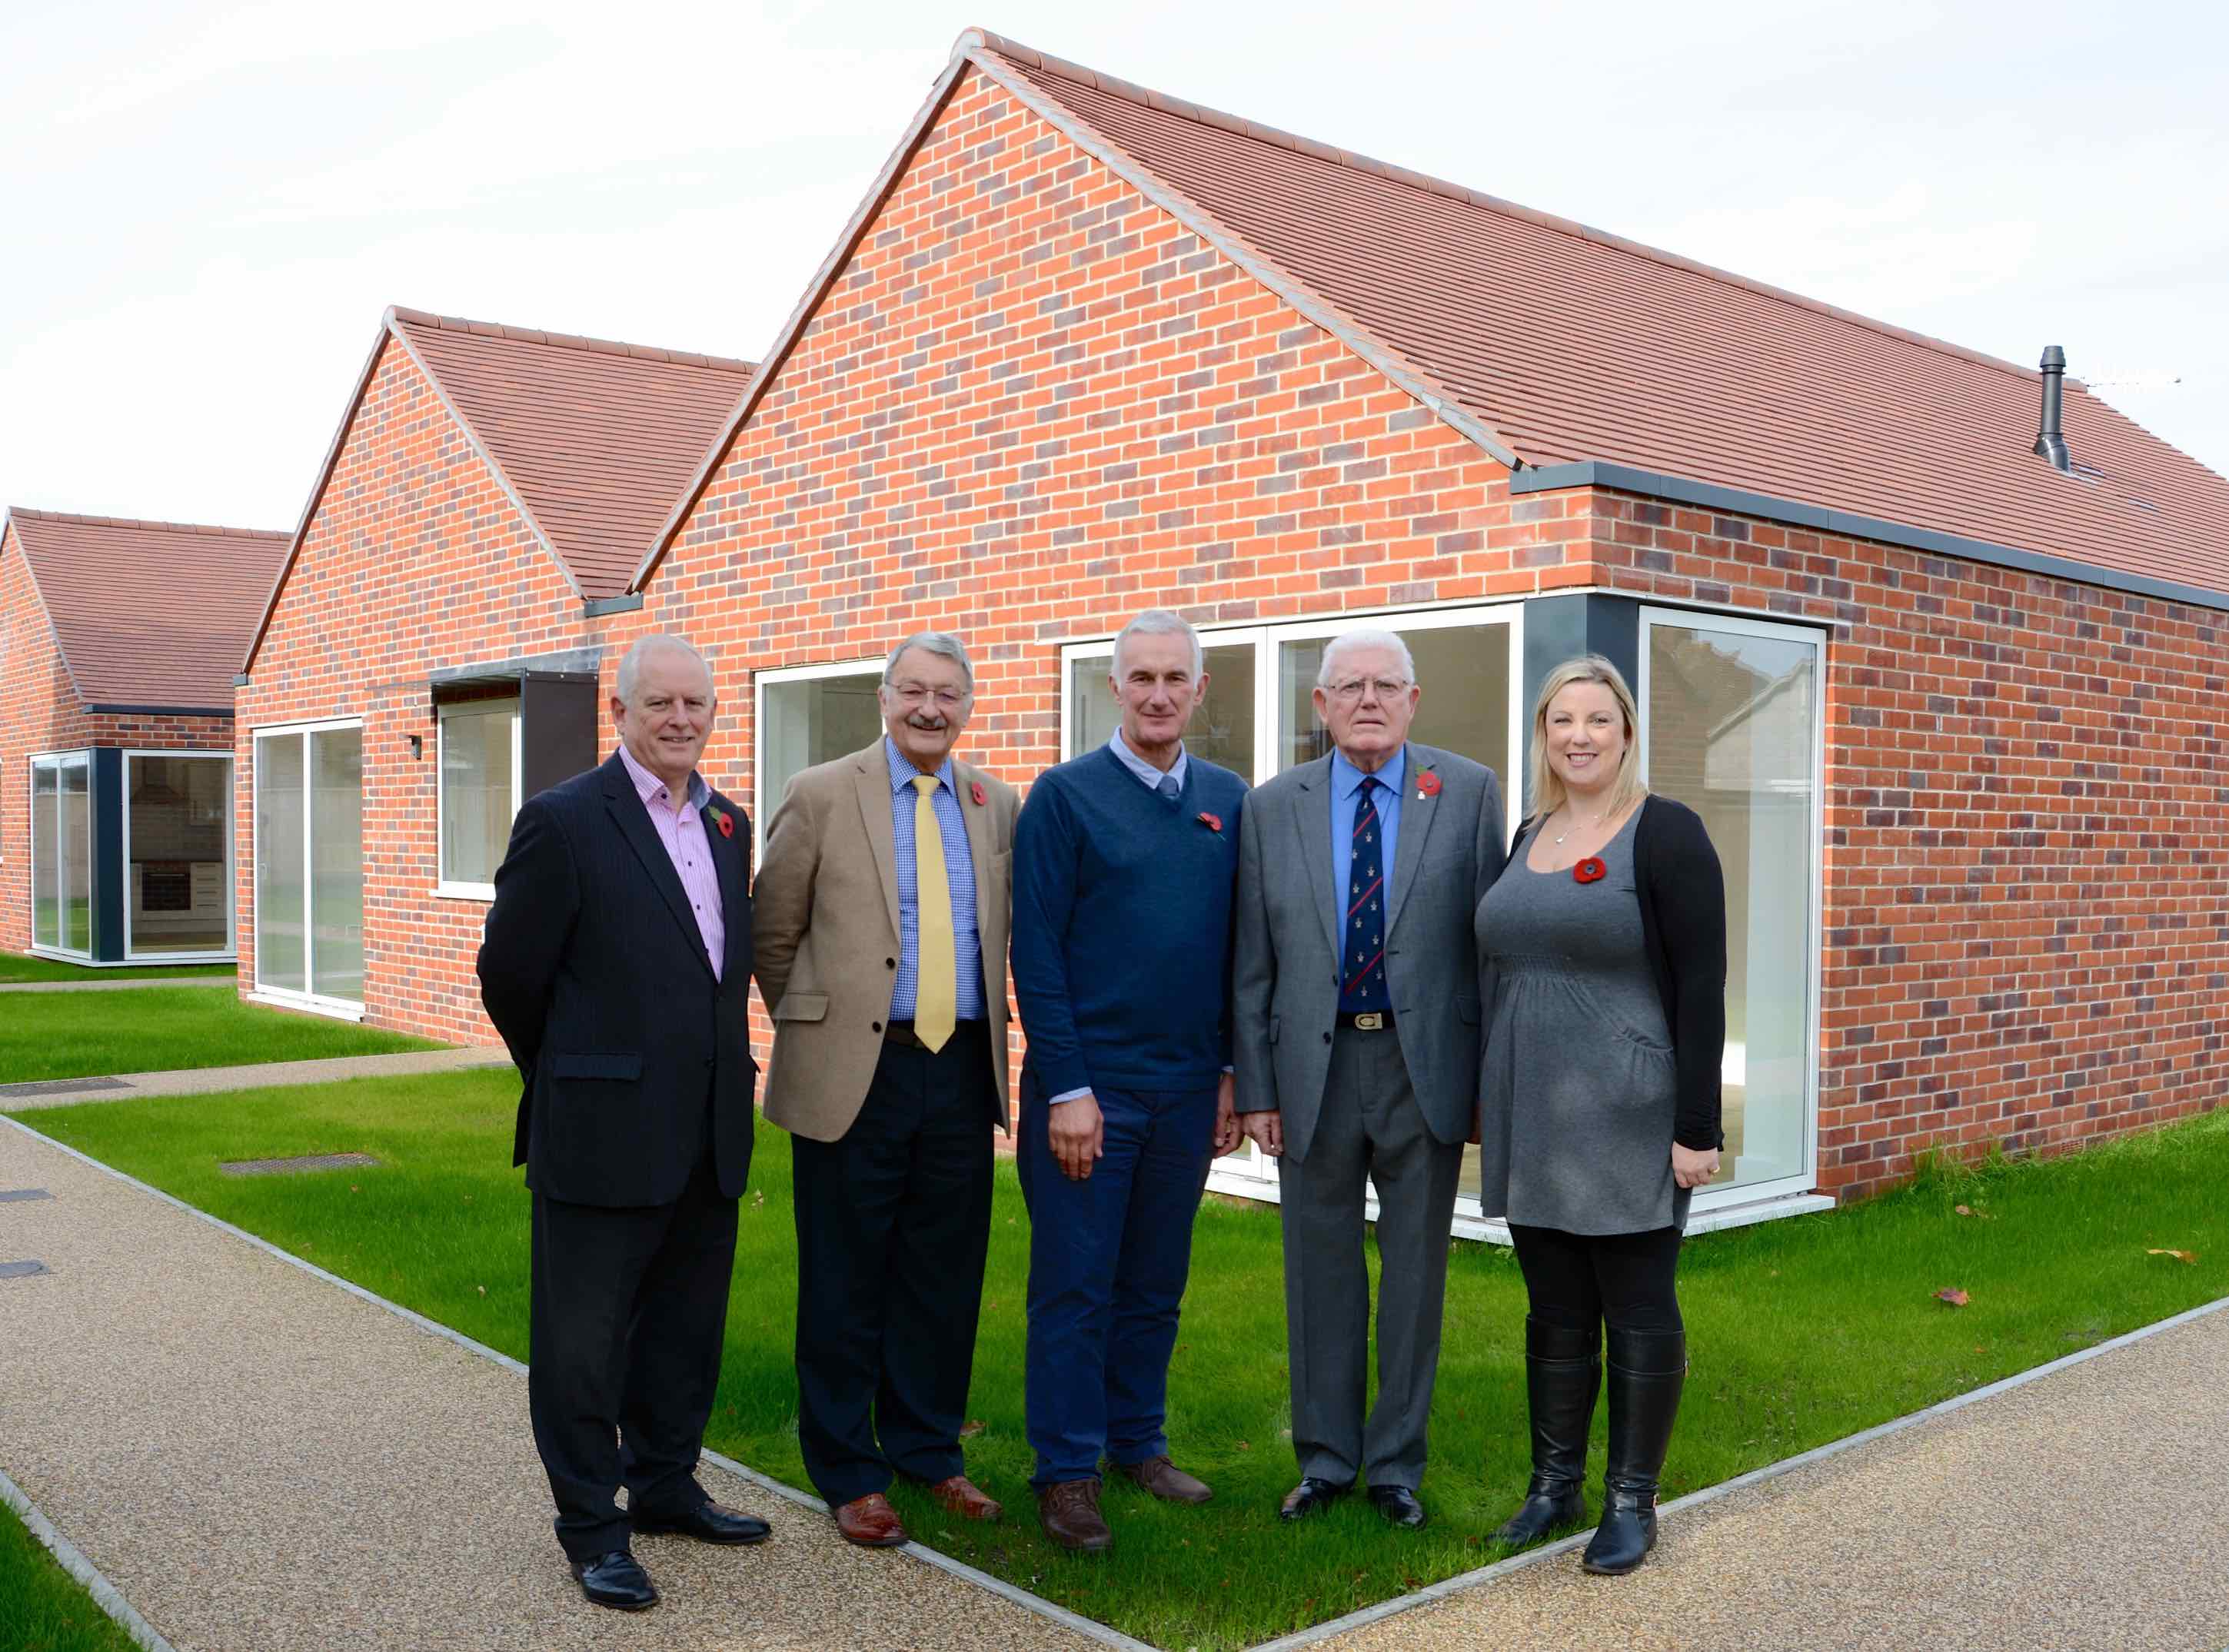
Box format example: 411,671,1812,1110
234,337,659,1042
0,520,234,956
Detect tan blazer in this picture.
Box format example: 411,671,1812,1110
753,741,1020,1142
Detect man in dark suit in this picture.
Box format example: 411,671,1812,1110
478,633,766,1613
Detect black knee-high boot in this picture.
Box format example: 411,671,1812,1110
1582,1326,1685,1575
1492,1318,1599,1544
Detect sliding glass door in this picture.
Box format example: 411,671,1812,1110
253,721,364,1009
27,752,92,956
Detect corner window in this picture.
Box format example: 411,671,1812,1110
756,663,886,848
437,698,520,898
28,752,91,956
125,753,233,958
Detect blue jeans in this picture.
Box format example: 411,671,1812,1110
1016,1072,1218,1487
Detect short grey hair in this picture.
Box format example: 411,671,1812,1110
1316,627,1416,689
614,634,714,706
881,631,974,693
1111,609,1203,678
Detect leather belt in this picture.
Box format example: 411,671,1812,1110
884,1019,986,1050
1336,1011,1396,1031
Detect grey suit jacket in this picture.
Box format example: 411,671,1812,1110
1232,743,1506,1163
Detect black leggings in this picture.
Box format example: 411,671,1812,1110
1509,1223,1684,1338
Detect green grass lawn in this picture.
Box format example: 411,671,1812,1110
0,990,441,1085
0,952,236,985
12,1076,2226,1649
0,1501,141,1652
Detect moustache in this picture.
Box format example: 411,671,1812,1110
904,713,949,731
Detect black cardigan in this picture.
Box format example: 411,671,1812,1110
1498,793,1727,1152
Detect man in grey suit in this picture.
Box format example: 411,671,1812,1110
1233,628,1505,1530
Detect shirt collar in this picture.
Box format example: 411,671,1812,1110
884,736,956,796
1331,744,1406,799
617,741,710,813
1109,727,1188,791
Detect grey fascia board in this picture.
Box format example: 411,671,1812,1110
428,647,604,685
581,593,643,616
1513,460,2229,615
85,703,232,718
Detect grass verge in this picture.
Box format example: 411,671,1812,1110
11,1076,2226,1649
0,952,235,986
0,989,441,1085
0,1499,141,1652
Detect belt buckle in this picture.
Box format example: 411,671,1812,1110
1352,1012,1384,1031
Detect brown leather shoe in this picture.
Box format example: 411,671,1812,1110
923,1474,1003,1522
833,1492,909,1548
1110,1454,1213,1505
1036,1477,1113,1553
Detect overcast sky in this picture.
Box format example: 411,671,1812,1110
4,0,2223,533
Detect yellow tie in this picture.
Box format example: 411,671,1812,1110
910,773,956,1053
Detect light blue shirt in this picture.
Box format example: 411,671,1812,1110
1108,727,1188,794
1331,744,1407,926
885,737,984,1022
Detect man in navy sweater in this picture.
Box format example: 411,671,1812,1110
1011,609,1246,1553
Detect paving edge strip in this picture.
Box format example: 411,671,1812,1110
0,1464,180,1652
0,1115,1154,1652
1246,1289,2229,1652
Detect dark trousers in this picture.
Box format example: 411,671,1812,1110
1016,1075,1219,1488
1509,1222,1685,1338
528,1149,740,1561
791,1022,996,1508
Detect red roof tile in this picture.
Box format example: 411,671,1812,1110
968,33,2229,597
387,307,753,600
6,509,288,709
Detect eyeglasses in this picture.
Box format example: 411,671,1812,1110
1324,676,1412,703
888,683,971,708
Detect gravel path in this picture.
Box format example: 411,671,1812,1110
0,976,232,993
0,1119,1108,1652
0,1047,513,1110
1306,1301,2229,1652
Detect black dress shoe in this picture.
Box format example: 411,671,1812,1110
1277,1477,1349,1521
1368,1484,1428,1529
633,1501,773,1545
569,1549,658,1610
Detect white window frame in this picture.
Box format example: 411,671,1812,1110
121,748,236,963
26,748,94,961
434,698,522,901
1058,600,1529,1209
248,715,366,1022
752,658,886,859
1637,603,1828,1219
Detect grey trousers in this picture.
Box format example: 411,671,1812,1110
1278,1026,1463,1491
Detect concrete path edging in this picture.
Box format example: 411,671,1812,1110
0,1462,179,1652
0,1114,1155,1652
0,977,233,994
0,1047,512,1111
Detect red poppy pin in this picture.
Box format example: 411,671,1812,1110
1573,856,1607,884
970,781,986,807
1197,810,1223,833
1416,769,1442,800
710,807,735,840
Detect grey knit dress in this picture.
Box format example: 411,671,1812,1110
1474,809,1688,1235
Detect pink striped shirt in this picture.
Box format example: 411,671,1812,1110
616,743,725,981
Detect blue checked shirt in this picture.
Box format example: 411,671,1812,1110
886,736,984,1022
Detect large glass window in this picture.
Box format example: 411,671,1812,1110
438,699,518,895
125,753,232,958
28,753,91,956
1641,609,1823,1204
757,664,887,845
254,723,364,1008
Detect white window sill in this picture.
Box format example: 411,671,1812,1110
433,883,496,902
245,989,366,1023
122,951,238,966
26,946,95,964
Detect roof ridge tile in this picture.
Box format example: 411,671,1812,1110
388,304,755,374
8,506,288,540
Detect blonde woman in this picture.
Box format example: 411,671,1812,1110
1473,654,1725,1574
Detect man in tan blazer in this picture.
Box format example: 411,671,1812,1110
753,630,1020,1551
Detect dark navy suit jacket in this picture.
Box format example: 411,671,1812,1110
477,750,755,1207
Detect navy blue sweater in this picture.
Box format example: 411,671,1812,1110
1011,745,1249,1096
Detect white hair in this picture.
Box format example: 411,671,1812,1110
881,631,974,693
1316,627,1416,688
1111,609,1203,678
615,634,714,705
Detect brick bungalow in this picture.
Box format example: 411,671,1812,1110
1,509,286,964
620,28,2227,1222
231,306,750,1039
